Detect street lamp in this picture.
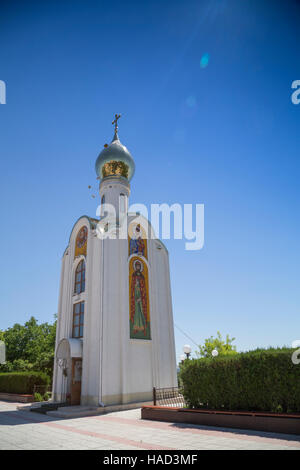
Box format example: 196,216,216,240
180,354,186,363
183,344,192,360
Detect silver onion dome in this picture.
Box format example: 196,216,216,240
95,115,135,182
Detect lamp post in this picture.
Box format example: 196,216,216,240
180,354,186,364
183,344,192,360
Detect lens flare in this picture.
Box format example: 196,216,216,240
200,53,210,68
185,95,197,108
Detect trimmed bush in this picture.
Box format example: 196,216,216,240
0,371,50,395
179,348,300,413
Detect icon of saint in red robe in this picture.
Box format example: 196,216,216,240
130,260,149,338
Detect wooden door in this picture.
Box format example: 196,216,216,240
71,358,82,405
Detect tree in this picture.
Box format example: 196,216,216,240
0,316,56,377
196,331,237,358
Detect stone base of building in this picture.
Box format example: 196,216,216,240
46,400,153,418
53,390,153,408
97,391,153,407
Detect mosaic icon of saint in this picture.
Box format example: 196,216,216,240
77,226,87,248
130,260,148,336
129,225,146,257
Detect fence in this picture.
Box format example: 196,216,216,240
153,387,186,408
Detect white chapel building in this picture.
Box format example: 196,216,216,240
52,116,177,406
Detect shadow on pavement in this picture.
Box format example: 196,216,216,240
168,421,300,443
0,407,63,426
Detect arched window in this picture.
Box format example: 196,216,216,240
74,260,85,294
73,301,84,338
120,193,126,213
101,194,105,216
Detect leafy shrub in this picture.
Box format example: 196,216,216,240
0,371,50,395
0,360,34,373
179,348,300,413
34,392,43,402
43,392,50,401
0,361,13,373
11,359,34,371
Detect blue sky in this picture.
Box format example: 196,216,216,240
0,0,299,362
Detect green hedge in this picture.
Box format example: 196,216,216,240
0,372,50,395
179,348,300,413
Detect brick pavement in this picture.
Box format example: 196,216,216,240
0,401,299,450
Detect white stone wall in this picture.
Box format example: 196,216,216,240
53,204,177,406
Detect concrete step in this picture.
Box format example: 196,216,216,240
47,405,104,418
17,401,64,412
46,400,153,418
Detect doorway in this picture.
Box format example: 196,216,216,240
71,358,82,405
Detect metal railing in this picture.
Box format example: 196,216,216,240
153,387,186,408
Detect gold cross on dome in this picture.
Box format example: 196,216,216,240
112,113,121,132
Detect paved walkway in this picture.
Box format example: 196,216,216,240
0,401,299,450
